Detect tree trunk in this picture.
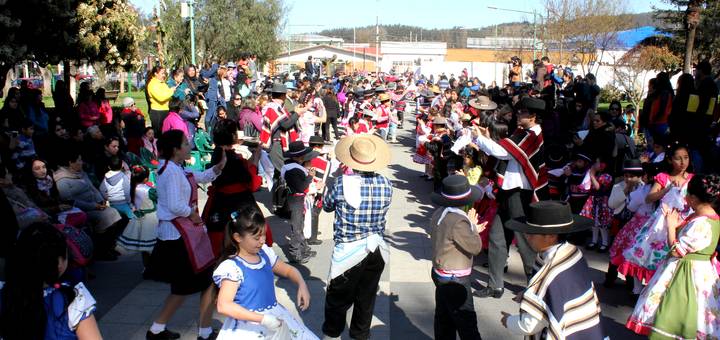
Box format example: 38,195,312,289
684,0,702,74
40,66,54,96
0,66,14,98
119,70,125,94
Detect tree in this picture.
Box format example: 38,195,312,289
613,45,681,110
656,1,720,68
158,0,285,68
0,0,79,96
543,0,634,73
0,0,144,96
75,0,144,72
683,0,703,72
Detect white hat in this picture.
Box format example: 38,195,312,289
122,97,135,108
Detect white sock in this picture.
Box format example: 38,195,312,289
150,322,166,334
600,228,609,246
198,327,213,339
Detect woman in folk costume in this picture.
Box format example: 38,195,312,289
618,143,694,284
306,136,332,246
413,112,434,178
606,161,658,293
627,174,720,339
500,201,606,339
144,129,227,340
202,119,270,258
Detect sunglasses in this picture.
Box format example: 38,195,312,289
234,97,242,100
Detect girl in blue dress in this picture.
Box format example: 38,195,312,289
213,206,318,339
0,222,100,339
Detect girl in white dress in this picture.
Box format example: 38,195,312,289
213,206,318,339
117,165,158,266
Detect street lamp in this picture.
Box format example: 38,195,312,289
487,6,541,60
180,0,196,65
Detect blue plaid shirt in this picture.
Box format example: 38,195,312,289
323,172,393,243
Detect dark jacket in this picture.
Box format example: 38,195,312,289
322,95,340,118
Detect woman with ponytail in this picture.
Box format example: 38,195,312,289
144,129,226,340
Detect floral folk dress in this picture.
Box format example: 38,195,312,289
580,173,614,229
626,215,720,339
610,184,655,265
619,173,694,282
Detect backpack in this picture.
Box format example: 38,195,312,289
54,224,93,267
271,179,291,219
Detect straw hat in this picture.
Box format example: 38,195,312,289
378,93,391,102
469,96,497,111
335,134,391,172
430,85,441,94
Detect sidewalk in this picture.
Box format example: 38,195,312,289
93,119,642,339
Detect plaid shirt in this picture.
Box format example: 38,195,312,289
323,172,393,243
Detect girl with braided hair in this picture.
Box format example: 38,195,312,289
627,174,720,338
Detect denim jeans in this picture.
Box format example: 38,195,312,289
388,123,398,140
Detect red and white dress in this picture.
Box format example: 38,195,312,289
412,120,433,164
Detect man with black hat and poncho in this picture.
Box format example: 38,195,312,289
499,201,606,339
260,83,302,179
471,96,548,299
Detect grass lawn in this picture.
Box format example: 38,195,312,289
2,90,149,115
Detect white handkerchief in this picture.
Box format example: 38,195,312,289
343,175,363,209
451,133,472,155
438,207,476,233
580,170,592,191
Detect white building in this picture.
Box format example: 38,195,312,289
273,44,379,74
379,41,447,73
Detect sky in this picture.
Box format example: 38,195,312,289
130,0,673,34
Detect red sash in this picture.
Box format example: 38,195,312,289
310,154,331,208
172,173,215,273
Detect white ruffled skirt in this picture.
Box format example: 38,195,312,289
217,303,319,340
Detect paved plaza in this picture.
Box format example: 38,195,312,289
91,119,643,339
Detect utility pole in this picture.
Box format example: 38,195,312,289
353,27,356,73
488,6,544,61
180,0,196,65
375,15,380,75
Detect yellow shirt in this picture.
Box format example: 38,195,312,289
465,166,482,186
148,77,174,111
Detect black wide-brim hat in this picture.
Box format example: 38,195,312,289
283,141,318,162
506,201,593,234
431,175,483,207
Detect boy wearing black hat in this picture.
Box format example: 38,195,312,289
430,175,486,339
281,141,319,263
499,201,606,339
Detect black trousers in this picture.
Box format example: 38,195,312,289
149,109,168,136
487,189,537,289
310,202,321,241
322,117,340,140
287,195,308,260
323,248,385,340
432,271,482,340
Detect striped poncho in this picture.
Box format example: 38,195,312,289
519,242,606,340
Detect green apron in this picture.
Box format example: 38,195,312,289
650,217,720,340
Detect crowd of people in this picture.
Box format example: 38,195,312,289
1,50,720,340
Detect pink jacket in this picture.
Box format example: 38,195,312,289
98,100,113,125
162,111,190,139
